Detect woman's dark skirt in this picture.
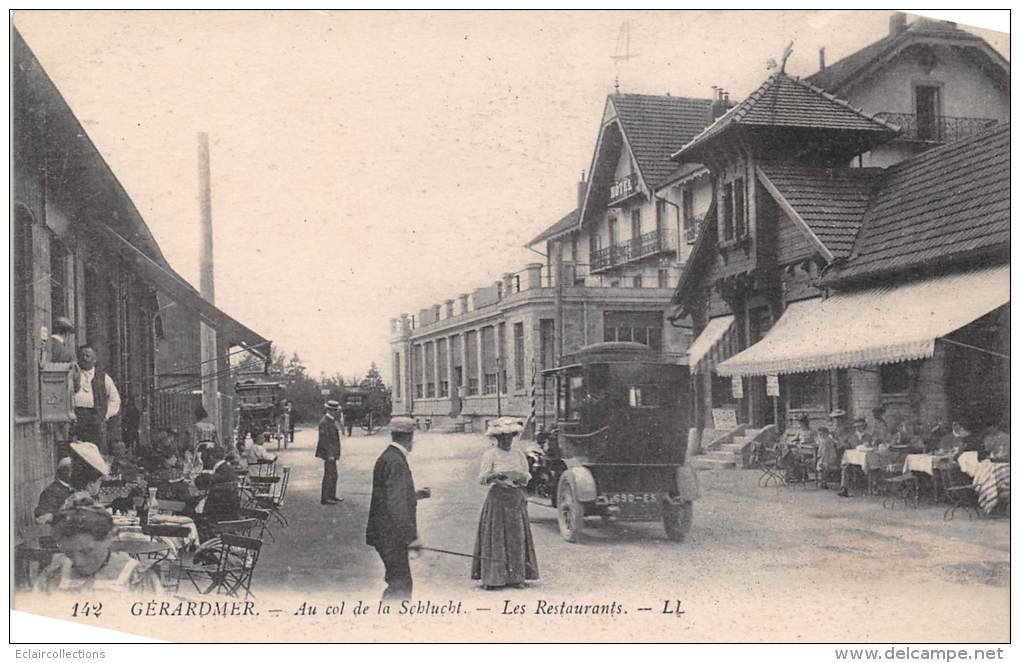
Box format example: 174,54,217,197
471,484,539,586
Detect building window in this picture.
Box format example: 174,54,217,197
514,322,525,389
465,330,478,395
424,342,435,398
632,275,642,288
682,186,697,244
589,233,599,260
608,215,619,247
14,208,34,416
570,236,578,263
915,84,941,141
603,311,663,351
439,380,449,398
50,233,69,323
721,178,747,242
413,344,424,399
498,322,508,393
721,184,734,241
436,338,448,394
658,269,669,289
711,374,738,408
787,371,828,411
483,372,498,394
539,319,555,369
631,208,642,240
394,352,401,399
733,177,746,238
881,362,913,395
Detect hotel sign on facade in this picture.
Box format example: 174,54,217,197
609,173,638,205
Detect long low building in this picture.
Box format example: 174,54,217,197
12,29,270,535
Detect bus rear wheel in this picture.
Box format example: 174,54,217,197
557,481,584,543
663,500,693,543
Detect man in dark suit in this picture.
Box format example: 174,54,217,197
366,417,424,601
316,401,344,505
34,457,74,524
195,446,240,533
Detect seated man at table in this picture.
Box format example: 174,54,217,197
938,421,982,455
34,457,74,525
109,441,140,483
871,406,893,446
848,418,874,448
194,447,241,538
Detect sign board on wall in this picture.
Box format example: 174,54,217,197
731,376,744,399
712,408,739,430
766,375,780,397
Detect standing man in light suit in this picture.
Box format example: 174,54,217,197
316,400,344,505
71,345,120,453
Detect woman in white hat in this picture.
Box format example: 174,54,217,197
471,417,539,589
63,441,110,508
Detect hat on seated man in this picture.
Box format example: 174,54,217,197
390,417,416,435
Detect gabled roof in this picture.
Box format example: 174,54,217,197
757,164,884,259
610,94,713,188
672,73,899,161
823,122,1009,285
526,208,579,248
807,17,1009,93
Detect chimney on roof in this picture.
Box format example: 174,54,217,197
577,171,587,211
710,87,730,120
819,47,826,72
889,12,907,36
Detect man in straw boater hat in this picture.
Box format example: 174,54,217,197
316,400,345,505
366,416,426,601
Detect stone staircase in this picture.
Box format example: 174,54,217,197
690,426,770,470
430,417,466,434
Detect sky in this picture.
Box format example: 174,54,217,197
11,10,1009,381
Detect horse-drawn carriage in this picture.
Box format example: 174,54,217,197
234,377,286,450
525,342,700,543
339,387,386,435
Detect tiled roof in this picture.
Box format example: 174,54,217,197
825,123,1010,284
526,208,579,247
673,73,898,160
807,18,992,92
759,164,884,258
611,94,713,187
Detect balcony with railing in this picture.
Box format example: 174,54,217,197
874,112,999,144
590,227,676,273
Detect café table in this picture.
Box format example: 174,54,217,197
841,446,907,494
902,453,957,501
111,538,173,562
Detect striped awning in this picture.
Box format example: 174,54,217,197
687,315,736,374
716,265,1009,377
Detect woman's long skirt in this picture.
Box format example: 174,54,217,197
471,485,539,586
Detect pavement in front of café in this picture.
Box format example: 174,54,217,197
239,427,1008,642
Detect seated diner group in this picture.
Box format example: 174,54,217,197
773,405,1009,504
27,406,258,594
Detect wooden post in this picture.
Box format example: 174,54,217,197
197,132,219,432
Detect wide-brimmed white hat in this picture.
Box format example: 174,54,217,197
485,417,524,438
70,441,110,477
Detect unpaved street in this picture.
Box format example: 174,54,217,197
243,428,1008,642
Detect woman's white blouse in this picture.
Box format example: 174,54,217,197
478,446,531,485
